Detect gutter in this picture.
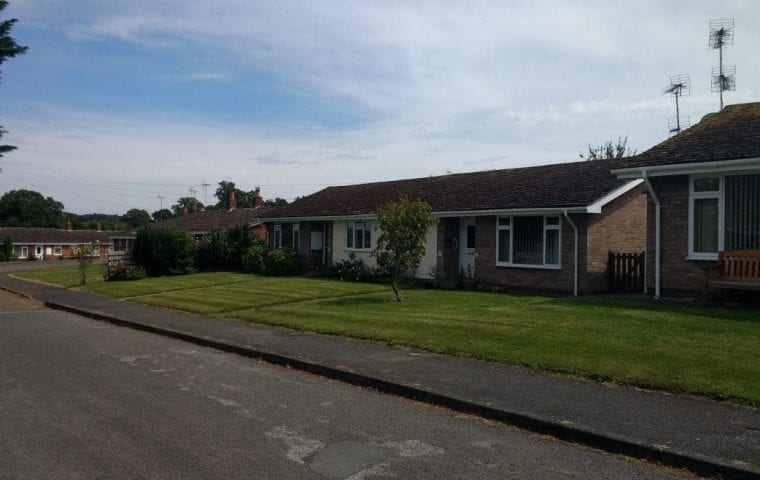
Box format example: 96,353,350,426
641,171,661,298
563,210,579,296
612,156,760,179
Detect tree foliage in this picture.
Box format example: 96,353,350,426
373,197,437,302
579,136,637,161
121,208,151,228
152,208,173,222
0,1,28,162
132,228,196,276
215,181,253,209
263,197,288,207
0,189,64,227
172,197,204,216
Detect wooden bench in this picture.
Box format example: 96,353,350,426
703,250,760,302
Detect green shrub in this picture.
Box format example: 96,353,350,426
334,253,365,281
106,264,147,281
242,242,268,274
226,224,256,271
196,225,257,271
262,248,299,276
133,228,196,276
196,229,231,271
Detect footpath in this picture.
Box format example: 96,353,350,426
1,271,758,479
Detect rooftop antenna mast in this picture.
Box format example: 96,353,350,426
200,182,210,205
709,18,735,111
663,74,690,136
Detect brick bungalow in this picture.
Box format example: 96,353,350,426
151,189,269,241
613,102,760,298
0,226,114,260
260,160,647,294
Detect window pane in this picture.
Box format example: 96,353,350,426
545,216,559,226
498,217,510,226
513,217,543,264
355,224,363,249
545,229,559,265
466,225,475,249
694,177,720,192
725,174,760,250
497,229,510,263
694,198,719,253
347,223,354,248
363,223,372,249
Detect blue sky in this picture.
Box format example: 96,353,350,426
1,0,759,215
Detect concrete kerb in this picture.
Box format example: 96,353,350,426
25,297,757,480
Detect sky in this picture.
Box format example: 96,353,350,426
1,1,759,215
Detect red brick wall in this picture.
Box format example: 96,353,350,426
646,176,716,297
585,187,647,292
472,215,585,294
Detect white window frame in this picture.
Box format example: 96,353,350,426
292,223,300,252
273,223,282,249
346,221,372,251
495,215,562,269
53,246,63,256
688,175,724,260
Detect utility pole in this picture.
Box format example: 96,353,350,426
157,195,165,219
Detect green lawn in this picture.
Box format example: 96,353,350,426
14,266,760,405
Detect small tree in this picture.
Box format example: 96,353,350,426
373,197,437,302
1,235,12,259
73,241,99,285
579,136,637,161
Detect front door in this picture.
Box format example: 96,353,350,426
34,246,43,259
459,217,476,277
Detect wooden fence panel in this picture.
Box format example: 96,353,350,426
607,251,645,293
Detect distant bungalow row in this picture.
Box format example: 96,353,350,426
2,102,759,298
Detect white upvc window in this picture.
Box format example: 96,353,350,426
689,173,760,259
346,221,372,250
53,246,62,256
273,223,282,248
292,223,300,252
496,215,561,268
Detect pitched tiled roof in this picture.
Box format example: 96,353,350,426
262,160,632,218
0,227,114,244
151,208,269,231
619,102,760,168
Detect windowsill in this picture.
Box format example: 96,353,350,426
686,254,719,261
495,262,561,270
345,248,372,252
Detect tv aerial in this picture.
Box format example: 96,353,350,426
663,74,690,136
709,18,735,110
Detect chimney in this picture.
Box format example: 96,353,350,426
253,187,262,208
66,219,72,231
228,189,237,211
96,221,101,232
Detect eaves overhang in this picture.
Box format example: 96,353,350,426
612,157,760,179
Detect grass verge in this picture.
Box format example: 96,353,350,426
15,266,760,404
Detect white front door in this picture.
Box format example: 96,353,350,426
34,246,43,259
459,217,476,277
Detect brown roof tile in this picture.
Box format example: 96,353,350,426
0,228,114,244
262,159,631,218
151,208,269,231
620,102,760,168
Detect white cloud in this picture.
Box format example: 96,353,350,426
3,0,759,214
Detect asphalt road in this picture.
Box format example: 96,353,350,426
0,290,695,479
